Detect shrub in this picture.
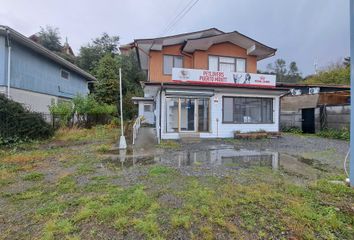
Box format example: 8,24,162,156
0,94,54,145
49,99,74,127
49,95,117,128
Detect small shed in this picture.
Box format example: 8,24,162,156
278,83,350,133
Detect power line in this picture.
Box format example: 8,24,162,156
161,0,200,36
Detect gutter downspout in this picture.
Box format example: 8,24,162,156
5,28,11,98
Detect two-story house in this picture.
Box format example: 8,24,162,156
122,28,287,140
0,25,95,118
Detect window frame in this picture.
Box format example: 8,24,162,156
222,96,274,124
163,55,183,75
60,69,70,80
208,55,247,73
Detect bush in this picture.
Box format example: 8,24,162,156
316,128,349,141
49,100,74,127
0,94,54,145
49,95,117,128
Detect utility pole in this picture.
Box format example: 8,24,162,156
118,68,127,149
350,0,354,187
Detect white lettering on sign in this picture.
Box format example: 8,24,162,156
172,68,276,87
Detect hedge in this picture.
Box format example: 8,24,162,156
0,94,54,145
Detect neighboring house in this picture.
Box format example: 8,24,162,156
278,83,350,133
122,28,288,141
0,25,95,117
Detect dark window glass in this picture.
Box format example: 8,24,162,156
61,70,70,79
223,97,273,123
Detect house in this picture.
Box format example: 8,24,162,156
278,83,350,133
122,28,288,141
0,25,95,118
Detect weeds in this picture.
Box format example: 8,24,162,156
317,128,350,141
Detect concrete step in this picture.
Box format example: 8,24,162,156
179,133,201,143
134,127,158,150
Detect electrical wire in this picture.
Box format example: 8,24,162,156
161,0,196,35
161,0,200,35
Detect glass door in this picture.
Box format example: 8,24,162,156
180,98,196,132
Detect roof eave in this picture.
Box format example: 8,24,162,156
0,25,96,81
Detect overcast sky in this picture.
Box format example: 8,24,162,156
0,0,350,76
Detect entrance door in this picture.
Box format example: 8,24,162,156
302,108,315,133
180,98,196,132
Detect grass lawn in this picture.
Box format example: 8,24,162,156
0,126,353,240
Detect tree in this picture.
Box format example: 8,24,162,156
305,63,350,85
37,26,62,52
35,26,76,64
265,59,302,83
93,54,120,105
77,33,120,73
287,61,302,83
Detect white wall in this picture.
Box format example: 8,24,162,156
138,101,155,124
160,91,280,139
6,87,58,114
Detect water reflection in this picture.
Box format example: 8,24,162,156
102,146,332,184
158,149,279,170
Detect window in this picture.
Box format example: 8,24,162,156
60,69,70,80
222,97,273,124
166,98,179,132
144,104,152,112
163,55,183,75
208,56,246,72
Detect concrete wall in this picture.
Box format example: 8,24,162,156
7,87,58,114
161,91,280,139
280,111,302,129
326,105,350,130
280,105,350,132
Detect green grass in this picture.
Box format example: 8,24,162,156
156,140,181,149
22,172,44,181
148,165,174,176
0,125,353,240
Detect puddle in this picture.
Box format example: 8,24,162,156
103,147,333,181
158,149,279,169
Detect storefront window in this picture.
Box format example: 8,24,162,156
223,97,273,123
198,99,209,132
165,97,210,133
166,98,179,132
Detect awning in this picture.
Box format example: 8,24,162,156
165,89,214,97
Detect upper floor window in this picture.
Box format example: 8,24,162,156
163,55,183,75
208,56,246,73
60,69,70,80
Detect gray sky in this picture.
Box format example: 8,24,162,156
0,0,349,76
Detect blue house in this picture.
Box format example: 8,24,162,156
0,25,95,117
